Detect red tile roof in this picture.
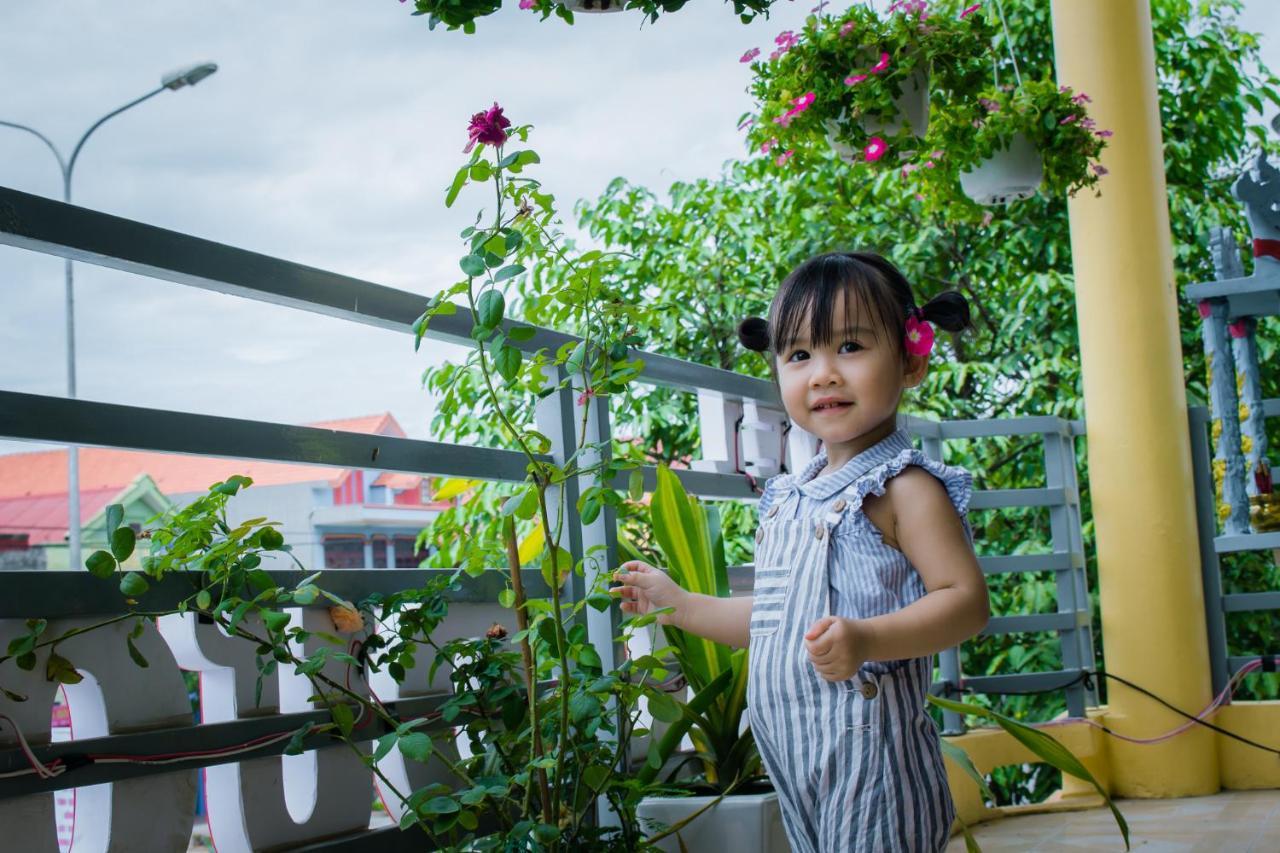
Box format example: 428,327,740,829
0,486,121,545
0,412,409,500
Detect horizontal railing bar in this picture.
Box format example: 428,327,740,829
0,187,775,403
1264,399,1280,418
0,693,456,800
980,611,1088,636
977,553,1080,575
1222,591,1280,613
956,669,1088,695
610,466,760,501
0,391,535,483
970,487,1071,510
1214,530,1280,554
0,569,550,619
938,417,1074,439
1227,655,1279,675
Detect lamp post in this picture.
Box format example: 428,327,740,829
0,61,217,570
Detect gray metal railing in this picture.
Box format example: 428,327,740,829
1189,402,1280,695
0,186,1098,846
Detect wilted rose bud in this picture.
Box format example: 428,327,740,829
329,605,365,634
485,622,509,640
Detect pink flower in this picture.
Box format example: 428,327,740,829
577,387,596,406
869,52,891,74
901,163,917,177
776,149,796,166
1092,163,1108,176
741,47,760,63
761,137,778,153
959,3,981,18
1071,92,1093,104
1059,114,1078,125
979,97,1001,113
864,136,887,162
792,91,816,111
839,20,856,36
519,0,535,8
769,50,782,61
1229,319,1248,339
844,73,869,86
464,102,511,153
1080,117,1097,130
1196,300,1212,319
774,30,799,50
923,160,936,169
904,314,934,356
981,211,994,227
930,150,943,158
1096,129,1114,138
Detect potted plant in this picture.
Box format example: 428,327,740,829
743,1,994,169
403,0,779,32
910,77,1110,216
627,467,782,853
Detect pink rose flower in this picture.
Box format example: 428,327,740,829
464,102,511,153
869,52,891,74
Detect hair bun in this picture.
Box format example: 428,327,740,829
920,291,971,334
738,316,771,352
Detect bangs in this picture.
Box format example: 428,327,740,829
768,253,905,355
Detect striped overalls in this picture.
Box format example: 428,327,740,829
747,428,973,852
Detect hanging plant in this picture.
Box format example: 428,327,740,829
404,0,777,32
742,1,994,170
908,77,1111,217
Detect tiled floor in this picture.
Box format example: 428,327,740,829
948,789,1280,852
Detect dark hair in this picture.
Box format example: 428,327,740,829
737,251,970,361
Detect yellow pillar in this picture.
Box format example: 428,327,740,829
1050,0,1219,796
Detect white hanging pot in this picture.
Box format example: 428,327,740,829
824,119,860,163
959,132,1044,205
564,0,625,10
861,65,931,137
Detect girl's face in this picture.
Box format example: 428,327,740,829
775,291,928,462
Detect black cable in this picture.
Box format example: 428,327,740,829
948,662,1280,759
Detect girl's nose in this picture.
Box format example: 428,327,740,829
809,354,841,385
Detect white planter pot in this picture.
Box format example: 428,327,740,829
637,790,788,853
959,132,1044,205
824,65,930,164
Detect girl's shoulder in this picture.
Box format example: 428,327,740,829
847,448,974,521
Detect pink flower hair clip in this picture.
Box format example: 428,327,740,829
904,307,934,356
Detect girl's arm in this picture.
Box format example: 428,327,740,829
610,561,754,649
806,467,990,679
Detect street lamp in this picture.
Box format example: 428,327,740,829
0,61,217,570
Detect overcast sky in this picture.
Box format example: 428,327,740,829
2,1,1277,461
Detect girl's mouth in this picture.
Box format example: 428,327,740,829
811,400,852,413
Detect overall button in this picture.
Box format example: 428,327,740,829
755,527,764,543
814,524,825,541
832,498,847,513
859,680,879,700
767,504,780,518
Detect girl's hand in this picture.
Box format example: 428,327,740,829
804,616,868,682
609,560,687,627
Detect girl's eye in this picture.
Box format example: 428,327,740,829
839,341,863,354
786,349,810,363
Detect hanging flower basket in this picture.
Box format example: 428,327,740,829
743,1,993,169
909,78,1110,216
563,0,624,11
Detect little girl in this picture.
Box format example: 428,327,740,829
612,251,990,852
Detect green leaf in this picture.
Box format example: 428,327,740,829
398,732,434,763
494,344,522,382
110,526,136,562
460,254,487,278
105,504,124,537
195,589,212,611
939,736,995,803
85,550,117,579
373,732,398,762
283,723,311,756
628,469,645,501
647,691,681,723
476,289,505,329
258,528,284,550
126,635,150,669
445,165,469,208
498,588,516,608
331,702,354,738
508,325,536,342
119,572,150,597
262,610,292,632
468,160,491,182
46,652,83,685
494,263,527,282
569,692,601,723
422,796,460,815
